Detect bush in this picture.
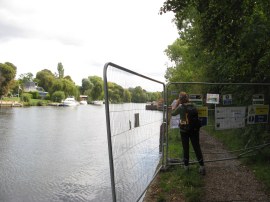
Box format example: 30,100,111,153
30,91,40,99
45,93,50,100
21,93,32,102
36,101,45,106
51,91,65,102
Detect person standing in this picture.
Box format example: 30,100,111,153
171,92,206,175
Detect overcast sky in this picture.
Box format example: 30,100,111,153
0,0,178,86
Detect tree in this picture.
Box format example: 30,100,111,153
123,89,131,103
107,82,124,103
89,76,103,100
57,62,64,79
51,91,65,102
0,62,17,97
161,0,270,83
51,79,64,92
19,72,34,84
36,69,55,92
62,78,78,97
81,78,93,95
130,86,147,103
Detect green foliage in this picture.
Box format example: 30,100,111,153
129,86,147,103
36,69,55,92
0,62,17,97
21,93,32,102
123,89,131,102
51,79,64,92
57,62,64,79
19,72,34,84
51,91,65,102
81,78,93,95
162,0,270,84
29,91,40,99
44,93,50,100
89,76,103,100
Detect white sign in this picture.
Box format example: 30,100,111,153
206,93,220,104
252,94,264,105
215,107,246,130
170,114,180,129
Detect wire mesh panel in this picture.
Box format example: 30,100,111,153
103,63,165,202
165,82,270,166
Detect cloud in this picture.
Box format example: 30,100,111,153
0,0,179,86
0,21,25,41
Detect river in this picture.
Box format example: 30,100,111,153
0,104,161,202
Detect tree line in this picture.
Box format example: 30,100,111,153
0,62,162,103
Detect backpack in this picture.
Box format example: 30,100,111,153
180,104,202,132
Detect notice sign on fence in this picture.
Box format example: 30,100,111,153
189,94,203,106
223,94,232,105
206,93,220,104
197,107,208,126
170,114,180,129
247,105,269,124
215,107,246,130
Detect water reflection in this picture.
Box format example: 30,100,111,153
0,106,111,201
0,104,162,201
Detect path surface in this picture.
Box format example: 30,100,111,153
200,130,270,202
144,130,270,202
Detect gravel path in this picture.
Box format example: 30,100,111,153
144,130,270,202
200,130,270,202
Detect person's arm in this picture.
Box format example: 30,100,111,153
171,99,181,116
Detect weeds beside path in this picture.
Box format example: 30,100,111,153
200,130,270,201
144,130,270,201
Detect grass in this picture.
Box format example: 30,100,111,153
156,129,204,202
2,97,20,102
2,97,52,106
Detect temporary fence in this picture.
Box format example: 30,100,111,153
165,82,270,167
103,62,166,202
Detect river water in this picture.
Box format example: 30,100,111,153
0,104,161,202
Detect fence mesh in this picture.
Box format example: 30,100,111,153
104,63,165,202
166,82,270,165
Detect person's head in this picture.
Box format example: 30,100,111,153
179,91,189,104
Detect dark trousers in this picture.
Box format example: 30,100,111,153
180,131,204,166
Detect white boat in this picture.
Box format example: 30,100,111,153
61,97,79,106
80,100,87,105
92,100,103,105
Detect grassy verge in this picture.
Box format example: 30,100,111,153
156,129,204,202
2,97,52,106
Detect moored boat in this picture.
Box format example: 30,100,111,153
61,97,79,106
80,100,87,105
92,100,103,105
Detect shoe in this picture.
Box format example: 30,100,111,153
199,166,206,175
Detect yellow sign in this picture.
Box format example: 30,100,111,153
198,107,208,117
255,105,269,115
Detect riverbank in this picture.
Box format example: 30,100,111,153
0,100,23,107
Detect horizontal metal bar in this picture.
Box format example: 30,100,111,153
168,82,270,86
104,62,165,86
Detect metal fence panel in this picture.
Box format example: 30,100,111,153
103,62,165,202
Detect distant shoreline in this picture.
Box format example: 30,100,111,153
0,100,23,107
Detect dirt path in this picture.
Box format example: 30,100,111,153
144,130,270,202
200,130,270,201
